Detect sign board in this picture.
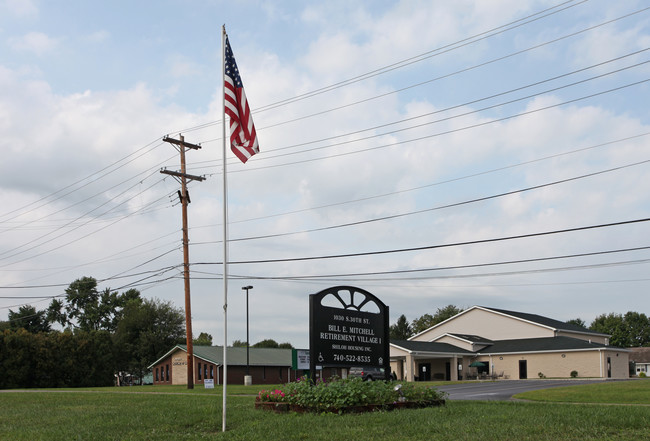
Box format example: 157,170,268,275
292,349,310,370
310,286,389,380
204,379,214,389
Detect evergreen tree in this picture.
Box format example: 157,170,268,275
390,314,412,340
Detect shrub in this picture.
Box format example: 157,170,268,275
570,370,578,378
639,372,647,378
538,372,546,379
258,376,446,411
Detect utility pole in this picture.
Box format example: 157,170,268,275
161,134,205,389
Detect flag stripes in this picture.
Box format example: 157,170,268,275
224,35,259,163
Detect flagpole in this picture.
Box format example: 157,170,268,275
221,24,229,433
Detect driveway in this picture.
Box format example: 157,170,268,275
436,379,609,401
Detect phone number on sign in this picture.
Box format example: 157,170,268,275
332,354,371,363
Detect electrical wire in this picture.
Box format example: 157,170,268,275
189,158,650,245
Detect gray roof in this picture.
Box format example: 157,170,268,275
483,306,609,336
391,340,474,355
392,336,623,356
148,345,293,369
447,334,494,344
479,336,615,354
629,347,650,363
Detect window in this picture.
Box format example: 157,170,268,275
198,362,202,380
210,365,214,379
155,368,159,382
204,364,208,380
279,367,283,381
166,364,170,381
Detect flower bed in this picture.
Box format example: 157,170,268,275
255,377,446,414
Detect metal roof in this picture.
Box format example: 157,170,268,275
479,336,617,354
392,336,625,357
148,345,294,369
482,307,609,336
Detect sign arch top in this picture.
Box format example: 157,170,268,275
316,286,385,314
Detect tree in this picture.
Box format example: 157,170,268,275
8,305,51,333
589,311,650,347
411,305,463,335
47,277,141,332
252,339,293,349
253,339,279,348
113,298,185,380
390,314,412,340
590,313,627,346
232,339,248,347
411,313,435,335
624,311,650,347
193,332,213,346
566,318,587,328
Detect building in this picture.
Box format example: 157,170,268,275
629,347,650,376
390,306,630,381
148,345,300,386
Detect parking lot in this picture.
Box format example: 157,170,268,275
436,379,610,400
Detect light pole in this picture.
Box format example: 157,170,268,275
242,285,253,384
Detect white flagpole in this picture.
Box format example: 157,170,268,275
221,24,229,433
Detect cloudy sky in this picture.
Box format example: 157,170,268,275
1,0,649,349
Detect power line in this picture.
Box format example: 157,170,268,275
177,5,648,152
190,217,650,266
189,158,650,245
172,0,589,136
187,49,648,175
249,246,650,280
187,257,650,283
0,139,166,224
0,186,176,269
215,78,650,174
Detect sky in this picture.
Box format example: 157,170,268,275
1,0,649,349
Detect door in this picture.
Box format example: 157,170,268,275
445,362,451,381
418,363,431,381
518,360,527,379
607,357,612,378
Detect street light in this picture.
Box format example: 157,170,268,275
242,285,253,381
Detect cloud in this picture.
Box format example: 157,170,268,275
86,30,110,44
167,53,202,79
2,0,38,17
8,32,59,56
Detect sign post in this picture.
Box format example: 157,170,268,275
309,286,390,382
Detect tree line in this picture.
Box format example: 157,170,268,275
1,276,186,389
389,305,650,347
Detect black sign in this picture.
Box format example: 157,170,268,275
310,286,389,380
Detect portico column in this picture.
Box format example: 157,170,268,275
451,355,458,381
405,353,416,382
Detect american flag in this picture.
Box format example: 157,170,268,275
224,35,259,163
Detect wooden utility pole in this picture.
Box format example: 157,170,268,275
161,134,205,389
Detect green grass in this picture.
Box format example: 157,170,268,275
515,378,650,404
0,381,648,440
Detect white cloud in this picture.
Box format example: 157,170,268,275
167,53,201,79
86,30,110,43
8,31,59,56
3,0,38,17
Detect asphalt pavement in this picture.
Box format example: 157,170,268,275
436,379,610,401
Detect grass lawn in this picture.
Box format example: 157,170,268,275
515,378,650,404
0,381,648,440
